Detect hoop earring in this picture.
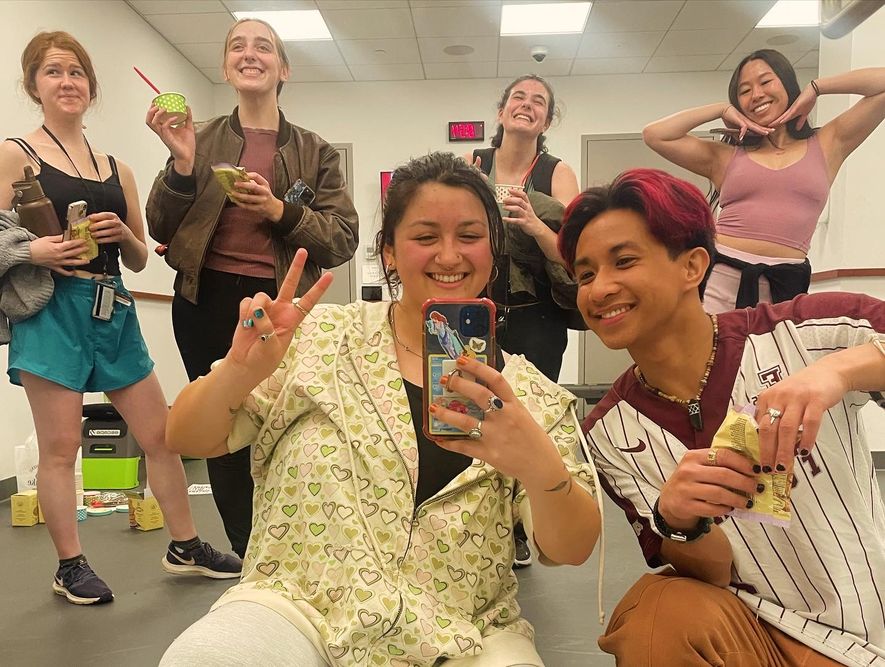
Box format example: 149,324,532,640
489,265,500,283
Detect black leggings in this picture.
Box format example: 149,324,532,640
172,269,278,558
497,300,569,382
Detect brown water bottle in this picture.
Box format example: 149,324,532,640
12,166,62,237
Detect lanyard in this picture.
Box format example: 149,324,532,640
42,124,109,273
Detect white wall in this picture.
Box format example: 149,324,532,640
213,70,743,386
0,0,215,481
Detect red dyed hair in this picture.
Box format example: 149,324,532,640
558,168,715,276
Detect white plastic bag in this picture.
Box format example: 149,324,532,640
14,431,39,492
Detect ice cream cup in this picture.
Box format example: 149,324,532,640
152,92,188,125
494,184,524,204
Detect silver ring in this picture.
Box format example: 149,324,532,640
293,302,309,317
767,407,782,425
259,331,276,342
485,395,504,414
466,421,483,440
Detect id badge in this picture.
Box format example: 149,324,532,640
92,281,115,321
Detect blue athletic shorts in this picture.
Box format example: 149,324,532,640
7,274,154,393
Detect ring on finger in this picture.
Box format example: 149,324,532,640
293,302,310,317
707,449,719,466
485,395,504,414
467,420,483,441
259,330,276,343
767,407,783,425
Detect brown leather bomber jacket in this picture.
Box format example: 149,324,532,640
146,107,359,305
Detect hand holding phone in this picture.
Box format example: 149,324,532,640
63,200,99,261
422,298,496,439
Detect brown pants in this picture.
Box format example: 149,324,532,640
599,573,842,667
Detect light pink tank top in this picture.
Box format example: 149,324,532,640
716,134,829,254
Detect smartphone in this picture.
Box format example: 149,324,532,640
422,298,496,439
63,200,99,261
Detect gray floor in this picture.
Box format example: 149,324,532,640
2,462,882,667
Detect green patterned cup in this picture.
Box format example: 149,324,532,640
152,92,187,125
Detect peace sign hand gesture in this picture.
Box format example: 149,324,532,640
226,248,333,385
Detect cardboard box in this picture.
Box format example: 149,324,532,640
124,491,164,531
11,490,39,526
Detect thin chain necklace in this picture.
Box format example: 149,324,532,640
636,314,718,432
390,303,421,358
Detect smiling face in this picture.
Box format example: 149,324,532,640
736,58,788,126
573,209,707,352
31,48,92,118
383,183,493,315
223,20,289,97
497,78,551,139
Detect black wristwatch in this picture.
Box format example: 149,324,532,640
652,498,712,543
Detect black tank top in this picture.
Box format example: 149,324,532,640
6,138,126,275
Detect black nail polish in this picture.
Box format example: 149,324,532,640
752,465,761,474
756,484,765,494
762,466,772,474
746,499,754,509
799,449,810,457
775,464,786,472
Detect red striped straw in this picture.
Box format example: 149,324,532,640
133,67,161,95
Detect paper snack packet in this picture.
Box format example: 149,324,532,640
709,406,792,528
211,163,249,201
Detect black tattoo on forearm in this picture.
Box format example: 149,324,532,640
544,475,573,495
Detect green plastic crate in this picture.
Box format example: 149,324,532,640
82,456,140,490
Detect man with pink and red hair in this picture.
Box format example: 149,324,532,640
558,168,885,666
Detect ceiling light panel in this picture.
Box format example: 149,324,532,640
232,10,333,40
500,2,592,36
756,0,820,28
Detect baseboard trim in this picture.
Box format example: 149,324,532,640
0,476,17,502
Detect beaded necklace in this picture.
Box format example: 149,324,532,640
636,313,718,432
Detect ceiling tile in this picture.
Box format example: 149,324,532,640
349,63,425,81
322,7,415,39
199,67,227,83
717,47,811,72
176,43,226,69
128,0,226,15
655,29,744,57
222,0,317,10
418,36,499,63
571,56,649,75
284,40,346,67
498,34,582,62
412,4,499,37
586,0,683,33
793,50,819,69
424,61,498,79
144,12,235,44
497,58,572,78
409,0,500,7
733,26,821,54
577,31,664,58
671,0,776,31
318,0,407,8
645,54,725,73
289,65,354,81
337,38,420,65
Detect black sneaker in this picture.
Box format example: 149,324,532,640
513,535,533,569
53,559,114,605
162,541,242,579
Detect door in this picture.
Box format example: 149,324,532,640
321,143,357,305
578,132,713,385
